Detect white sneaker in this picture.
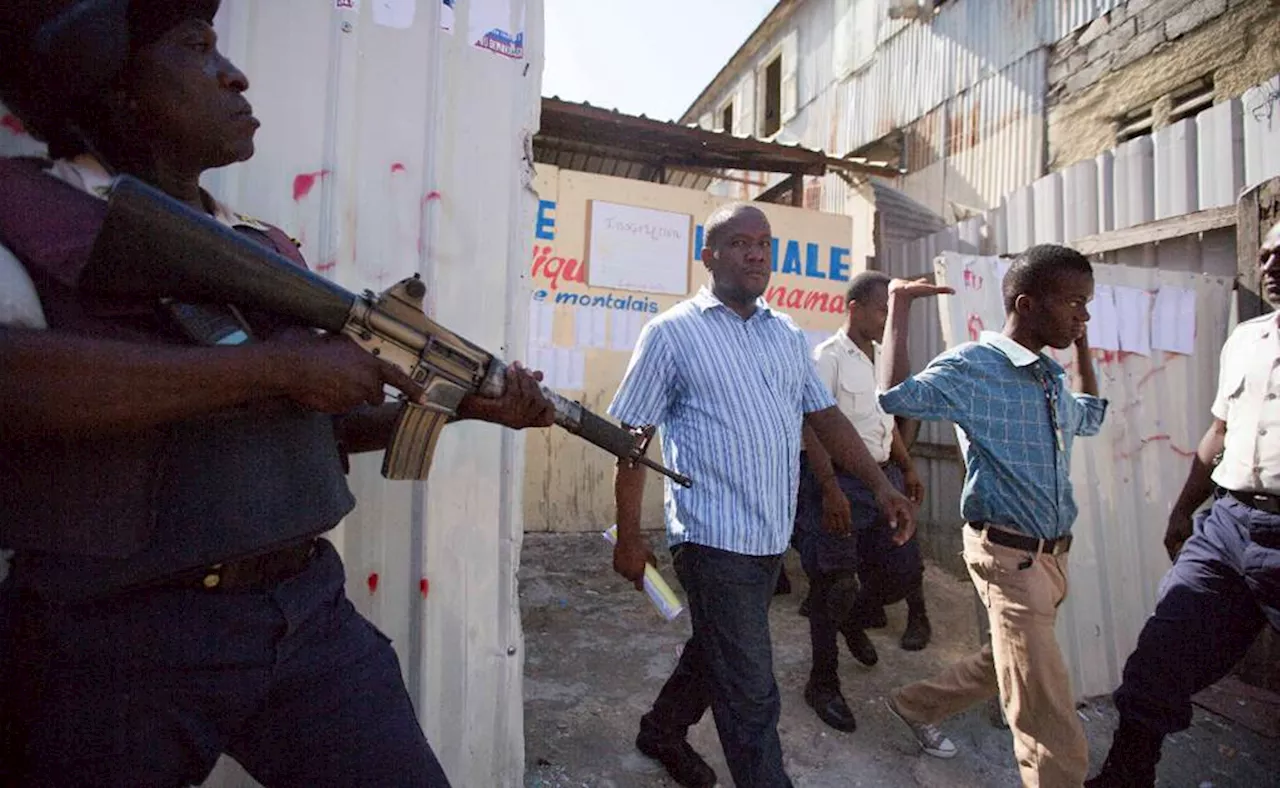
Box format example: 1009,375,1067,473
885,695,958,759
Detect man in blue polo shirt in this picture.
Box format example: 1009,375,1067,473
877,245,1107,788
607,203,917,788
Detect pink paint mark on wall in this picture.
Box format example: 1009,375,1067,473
424,190,443,203
292,169,331,202
419,577,430,599
963,267,983,291
1135,365,1167,392
966,314,984,343
315,260,337,273
391,162,407,174
0,114,25,135
367,572,380,595
1118,433,1194,460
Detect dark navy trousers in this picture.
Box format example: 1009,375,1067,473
2,539,450,788
1114,494,1280,736
641,542,793,788
793,459,922,685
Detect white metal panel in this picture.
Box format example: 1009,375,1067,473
1062,158,1099,242
1242,73,1280,190
1004,184,1036,254
204,2,543,785
1196,98,1245,211
1113,136,1154,230
1096,149,1115,234
1153,118,1198,220
1033,171,1065,245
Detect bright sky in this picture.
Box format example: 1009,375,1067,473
542,0,779,123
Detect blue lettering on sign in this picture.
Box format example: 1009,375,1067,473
533,200,853,282
535,200,556,240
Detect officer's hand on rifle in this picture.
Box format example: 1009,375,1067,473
266,330,420,414
457,362,556,429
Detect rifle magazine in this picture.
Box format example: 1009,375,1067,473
382,401,451,480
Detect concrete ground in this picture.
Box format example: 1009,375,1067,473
521,532,1280,788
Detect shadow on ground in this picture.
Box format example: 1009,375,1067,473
521,532,1279,788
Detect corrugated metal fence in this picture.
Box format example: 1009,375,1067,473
1,1,545,785
877,71,1280,699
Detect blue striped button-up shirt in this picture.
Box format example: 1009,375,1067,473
879,332,1108,539
607,287,837,556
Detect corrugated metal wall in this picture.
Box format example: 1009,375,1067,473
691,0,1125,227
1,1,545,785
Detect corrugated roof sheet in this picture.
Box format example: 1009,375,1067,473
535,96,901,189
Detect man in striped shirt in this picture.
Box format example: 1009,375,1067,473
608,203,916,788
877,246,1107,788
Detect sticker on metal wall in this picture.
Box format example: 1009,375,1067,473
471,0,525,60
334,0,360,11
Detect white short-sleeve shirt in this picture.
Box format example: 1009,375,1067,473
1211,313,1280,493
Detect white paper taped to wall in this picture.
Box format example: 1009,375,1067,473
372,0,415,28
550,347,585,392
588,201,692,296
1087,284,1121,352
575,307,609,349
1150,285,1197,355
609,310,652,353
1113,286,1152,356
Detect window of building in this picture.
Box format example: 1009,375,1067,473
1169,77,1215,124
721,102,734,135
1117,105,1154,143
762,55,783,137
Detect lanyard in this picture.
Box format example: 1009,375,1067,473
1032,363,1064,453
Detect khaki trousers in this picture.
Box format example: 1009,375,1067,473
891,525,1088,788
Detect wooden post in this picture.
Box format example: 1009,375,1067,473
789,173,803,207
1235,177,1280,321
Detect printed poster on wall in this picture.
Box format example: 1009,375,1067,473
470,0,526,59
586,200,693,296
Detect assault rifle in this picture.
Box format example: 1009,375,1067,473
79,175,692,488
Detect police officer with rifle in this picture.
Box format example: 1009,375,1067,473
0,2,668,785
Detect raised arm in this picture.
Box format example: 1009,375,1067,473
877,276,955,393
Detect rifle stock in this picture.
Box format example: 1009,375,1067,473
82,175,692,488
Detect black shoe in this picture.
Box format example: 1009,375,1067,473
798,592,811,618
842,626,879,666
900,613,932,651
635,733,717,788
804,680,857,732
774,566,792,596
1084,720,1161,788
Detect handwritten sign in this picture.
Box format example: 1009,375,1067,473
586,200,692,296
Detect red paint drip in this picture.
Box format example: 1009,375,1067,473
0,114,25,135
419,577,429,599
424,190,442,203
367,572,380,594
1136,366,1167,391
1118,434,1194,460
292,169,331,201
391,162,407,173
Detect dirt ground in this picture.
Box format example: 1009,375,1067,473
520,532,1280,788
